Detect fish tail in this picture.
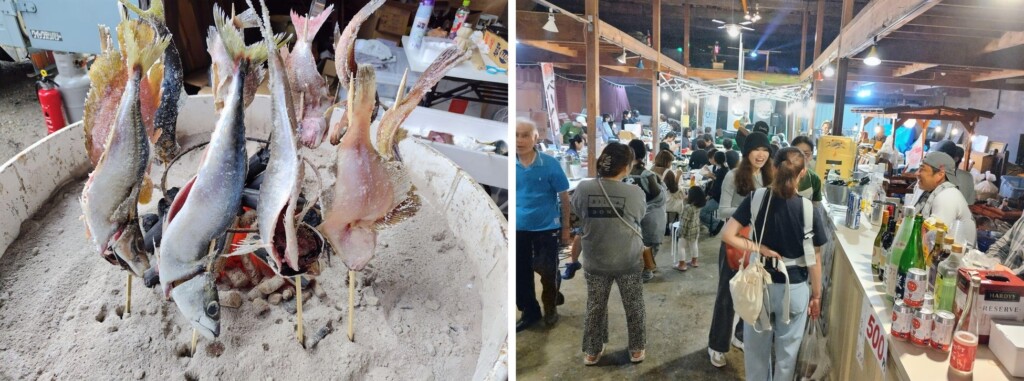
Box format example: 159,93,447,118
250,0,292,49
123,20,169,72
291,5,333,43
346,65,377,141
118,0,164,22
215,6,268,69
233,7,261,29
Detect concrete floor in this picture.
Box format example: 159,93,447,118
516,231,747,380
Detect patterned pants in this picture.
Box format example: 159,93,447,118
582,271,646,355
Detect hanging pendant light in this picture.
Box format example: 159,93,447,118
543,8,559,33
617,47,628,64
864,45,882,66
823,64,835,77
636,59,645,69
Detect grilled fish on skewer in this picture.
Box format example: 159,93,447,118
284,5,334,148
159,14,267,339
119,0,185,164
81,20,169,277
83,25,128,166
325,0,385,146
207,5,261,113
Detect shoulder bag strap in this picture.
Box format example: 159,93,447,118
597,179,644,238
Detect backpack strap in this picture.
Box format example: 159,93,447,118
749,188,767,241
802,198,817,266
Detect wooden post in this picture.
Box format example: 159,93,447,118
842,0,855,26
800,3,808,71
652,0,661,154
814,0,825,60
831,58,849,136
585,0,599,177
683,4,691,67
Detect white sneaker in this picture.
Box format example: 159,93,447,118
732,337,744,351
708,348,727,368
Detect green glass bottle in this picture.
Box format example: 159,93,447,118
895,214,926,301
885,206,917,298
872,210,890,278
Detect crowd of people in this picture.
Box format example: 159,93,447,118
517,111,1024,379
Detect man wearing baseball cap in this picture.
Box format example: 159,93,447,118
912,151,977,244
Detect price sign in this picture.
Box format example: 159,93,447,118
859,298,888,375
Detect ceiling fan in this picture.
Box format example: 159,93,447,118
712,19,754,37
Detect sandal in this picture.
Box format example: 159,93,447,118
630,349,646,363
673,264,688,272
690,259,699,268
584,344,605,366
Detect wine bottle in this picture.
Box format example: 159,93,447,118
872,210,890,278
894,214,925,301
949,275,982,376
886,206,917,298
879,212,897,281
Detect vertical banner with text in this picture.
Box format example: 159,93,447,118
540,63,561,145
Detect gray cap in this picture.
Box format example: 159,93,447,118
922,151,956,180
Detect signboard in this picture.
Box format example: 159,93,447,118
814,136,857,181
702,96,719,131
858,298,888,376
540,63,561,145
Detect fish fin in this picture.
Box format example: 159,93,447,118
233,7,260,29
224,234,268,258
215,5,268,67
334,0,384,84
166,176,195,225
374,192,420,231
376,46,471,160
123,20,169,72
111,182,142,224
325,102,347,146
84,24,126,166
291,5,334,43
139,175,154,205
119,0,165,22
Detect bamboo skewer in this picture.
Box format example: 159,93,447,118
348,270,355,341
296,275,304,347
191,328,198,357
126,273,132,316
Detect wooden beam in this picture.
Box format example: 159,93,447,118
801,0,942,81
814,0,825,60
598,20,687,76
841,0,855,26
683,4,691,67
586,0,600,176
981,31,1024,54
868,39,1024,72
519,40,578,58
971,70,1024,82
800,4,808,71
686,67,804,86
517,11,585,43
892,63,937,77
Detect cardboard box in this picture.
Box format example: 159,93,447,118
990,321,1024,377
482,30,508,69
954,269,1024,344
971,151,995,173
357,2,415,44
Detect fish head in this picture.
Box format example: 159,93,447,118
110,222,151,277
170,273,221,339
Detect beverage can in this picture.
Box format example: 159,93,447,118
891,300,913,340
905,268,928,308
923,292,934,310
931,310,955,352
911,308,933,346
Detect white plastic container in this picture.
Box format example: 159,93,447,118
990,321,1024,377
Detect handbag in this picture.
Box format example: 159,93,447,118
729,189,792,332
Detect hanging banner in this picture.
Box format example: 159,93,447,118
540,63,561,145
702,96,719,131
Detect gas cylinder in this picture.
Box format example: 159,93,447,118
53,52,91,123
36,70,68,134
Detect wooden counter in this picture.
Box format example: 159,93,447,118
823,205,1020,380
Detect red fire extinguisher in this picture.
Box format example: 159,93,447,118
37,69,68,135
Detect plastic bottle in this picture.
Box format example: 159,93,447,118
934,244,963,312
949,275,982,376
448,0,471,39
409,0,435,49
886,206,917,298
894,214,925,301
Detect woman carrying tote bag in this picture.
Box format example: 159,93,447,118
721,147,829,381
570,143,649,365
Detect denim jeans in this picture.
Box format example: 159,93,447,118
708,243,745,352
700,199,719,228
744,281,810,381
516,229,560,320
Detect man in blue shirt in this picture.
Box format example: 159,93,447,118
516,118,571,332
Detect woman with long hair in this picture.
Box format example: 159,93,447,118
721,147,828,380
570,142,648,365
707,132,775,368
